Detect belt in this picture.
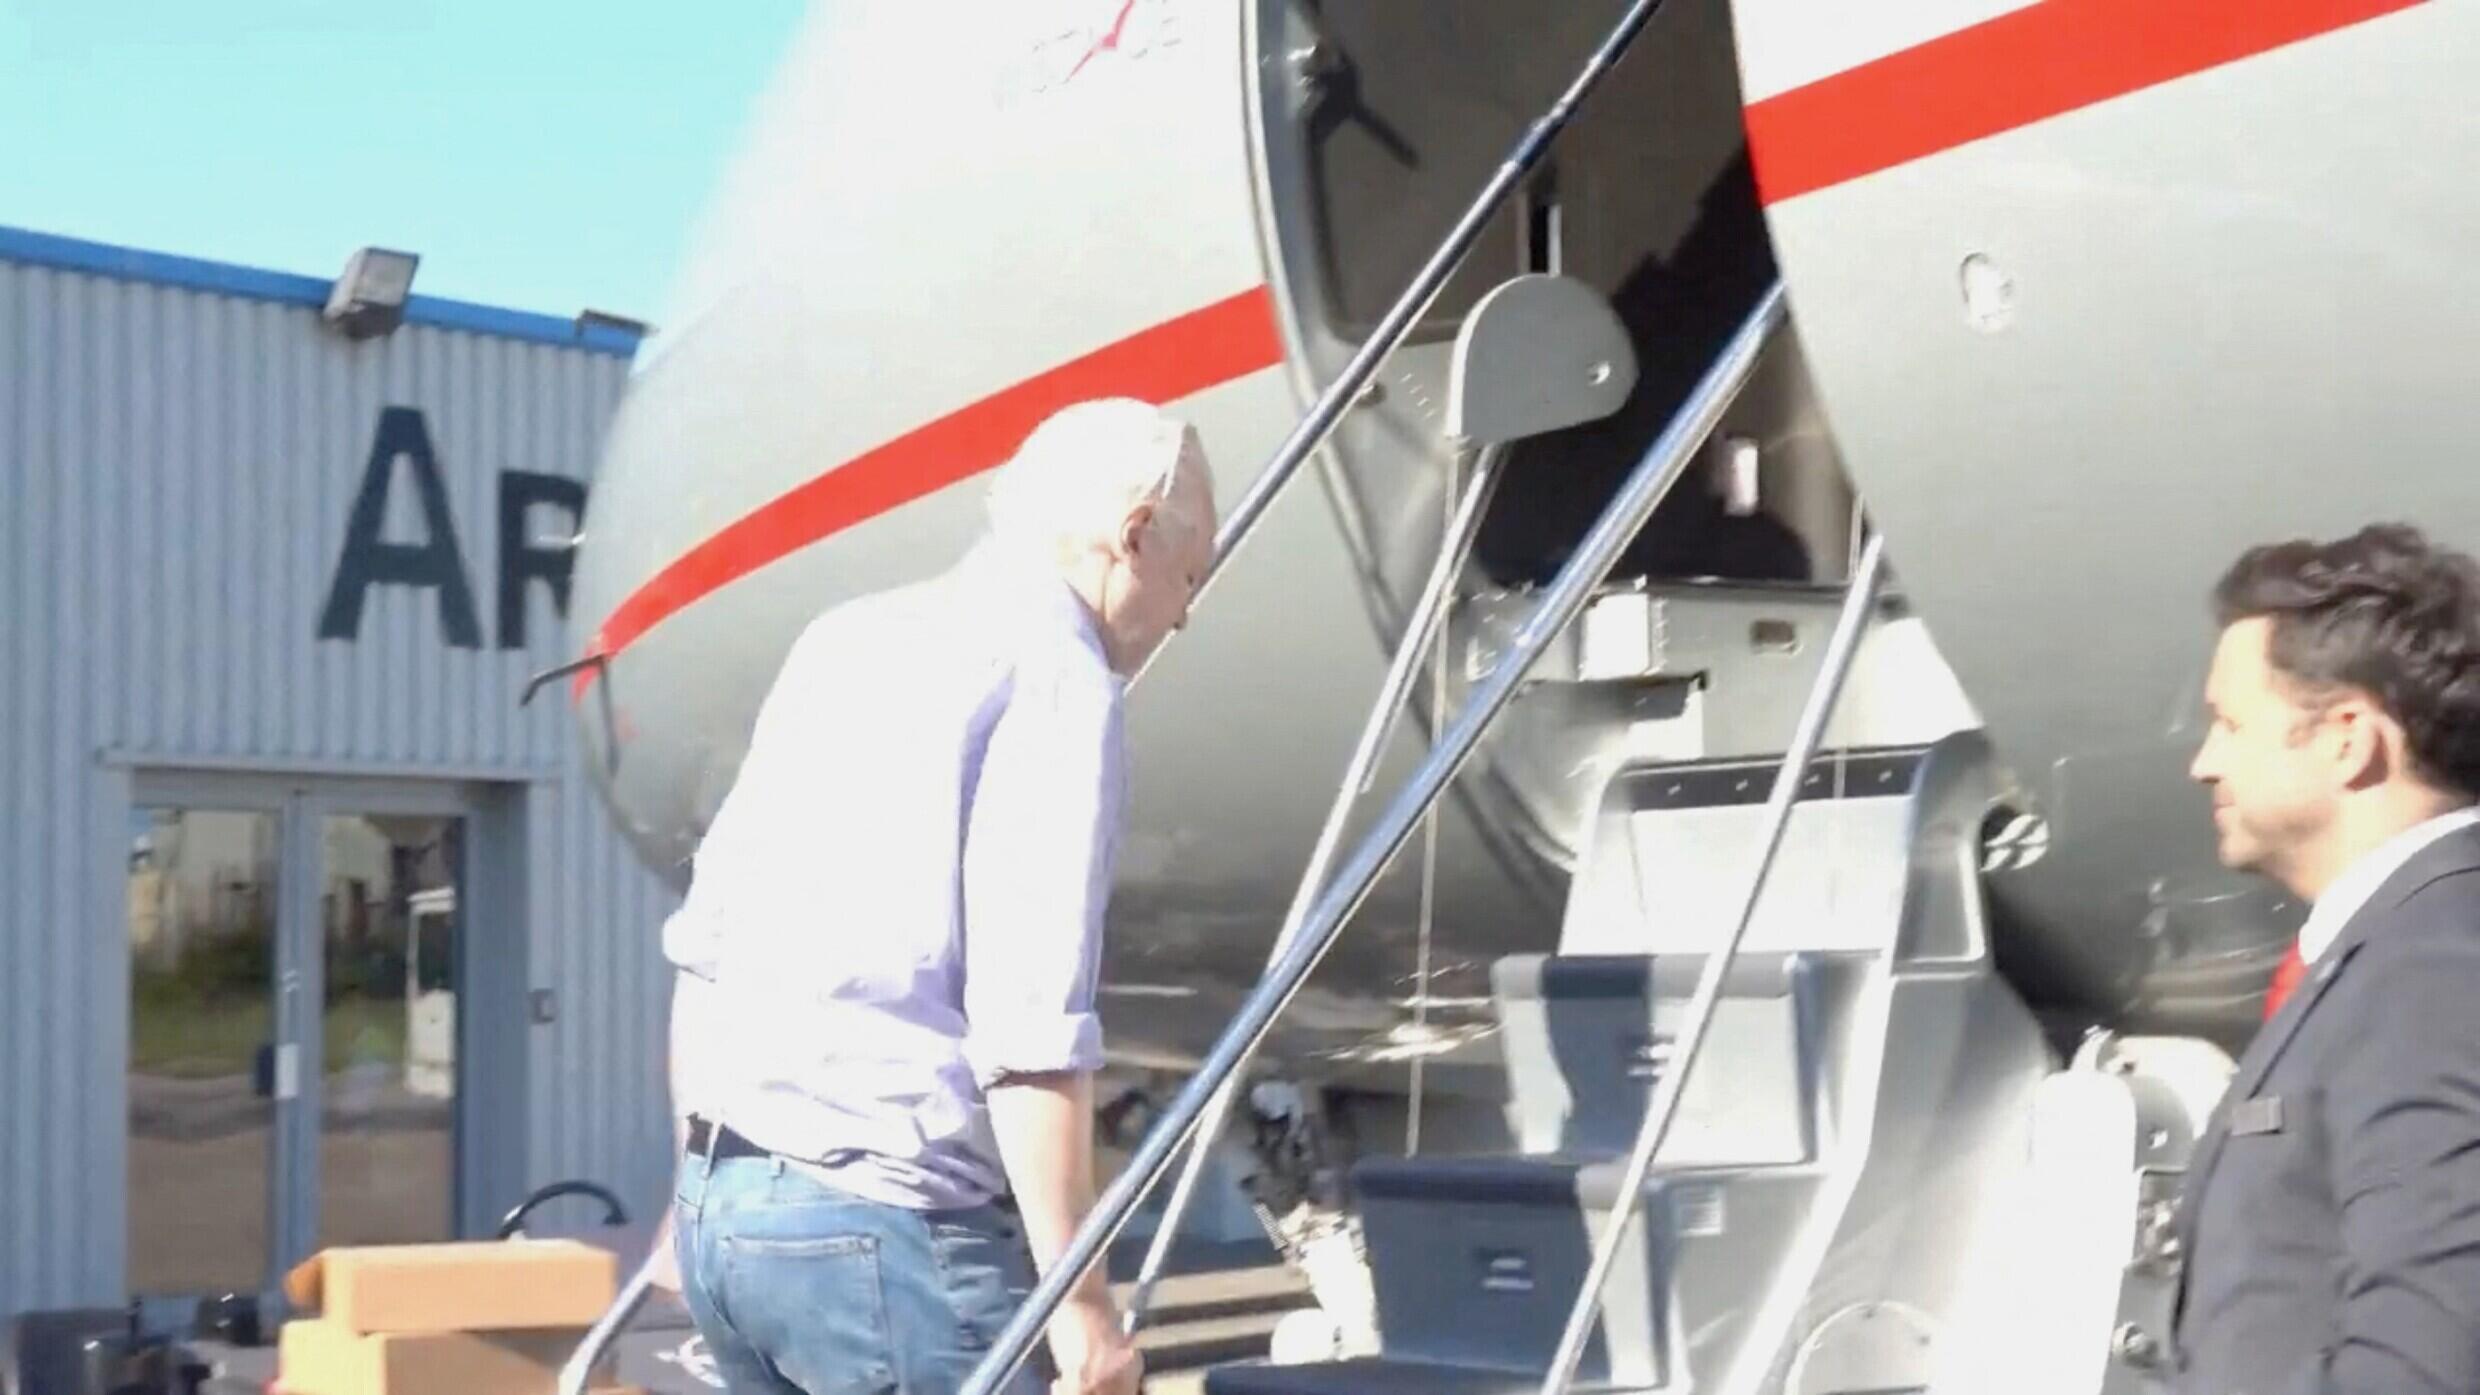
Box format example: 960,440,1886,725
683,1115,1020,1215
684,1115,771,1163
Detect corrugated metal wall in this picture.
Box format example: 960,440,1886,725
0,248,679,1315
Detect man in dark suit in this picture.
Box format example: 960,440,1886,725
2176,522,2480,1394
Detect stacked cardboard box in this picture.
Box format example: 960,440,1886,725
275,1240,641,1395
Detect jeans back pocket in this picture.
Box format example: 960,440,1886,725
723,1231,900,1394
929,1219,1037,1353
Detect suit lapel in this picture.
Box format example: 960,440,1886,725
2170,825,2480,1337
2168,931,2359,1346
2229,940,2351,1111
2174,941,2351,1248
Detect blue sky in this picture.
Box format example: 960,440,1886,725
0,0,806,321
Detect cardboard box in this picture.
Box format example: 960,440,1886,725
296,1240,617,1334
278,1318,617,1395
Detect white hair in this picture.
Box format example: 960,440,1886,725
985,398,1203,557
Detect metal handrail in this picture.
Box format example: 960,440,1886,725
1536,529,1890,1395
957,283,1788,1395
556,1248,660,1395
1194,0,1669,599
1124,444,1506,1329
1122,0,1671,1327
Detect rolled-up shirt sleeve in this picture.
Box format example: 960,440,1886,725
960,661,1123,1087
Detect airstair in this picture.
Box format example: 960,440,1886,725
956,267,2232,1394
1143,314,2228,1391
1201,729,2042,1395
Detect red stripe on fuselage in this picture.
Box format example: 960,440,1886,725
1743,0,2425,205
579,285,1284,694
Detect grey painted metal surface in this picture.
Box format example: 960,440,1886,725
1540,532,1883,1395
0,245,678,1317
1742,0,2480,1036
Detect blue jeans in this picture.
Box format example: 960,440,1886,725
674,1152,1044,1395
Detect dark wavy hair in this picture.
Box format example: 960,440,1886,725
2214,523,2480,798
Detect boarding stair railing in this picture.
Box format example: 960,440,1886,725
958,279,1789,1395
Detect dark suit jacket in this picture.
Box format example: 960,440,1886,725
2174,824,2480,1394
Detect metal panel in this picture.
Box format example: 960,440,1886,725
0,247,678,1316
1742,0,2466,1031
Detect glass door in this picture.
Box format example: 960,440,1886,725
124,777,478,1310
125,805,284,1299
310,809,464,1250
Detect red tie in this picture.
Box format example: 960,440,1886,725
2264,941,2308,1021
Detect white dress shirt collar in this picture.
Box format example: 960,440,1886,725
958,539,1114,676
2297,805,2480,964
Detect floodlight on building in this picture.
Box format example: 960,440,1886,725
575,308,649,338
323,247,420,339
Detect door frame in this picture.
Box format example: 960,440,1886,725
124,770,483,1300
296,780,475,1258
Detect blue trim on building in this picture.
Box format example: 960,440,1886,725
0,225,643,359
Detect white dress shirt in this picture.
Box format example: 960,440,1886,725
2297,805,2480,965
679,542,1126,1209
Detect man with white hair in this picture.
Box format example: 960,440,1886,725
667,399,1214,1395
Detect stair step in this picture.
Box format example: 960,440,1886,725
1204,1356,1646,1395
1348,1155,1666,1384
1138,1309,1300,1370
1357,1153,1638,1205
1350,1152,1823,1389
1492,952,1813,1163
1120,1263,1312,1325
1118,1264,1315,1376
